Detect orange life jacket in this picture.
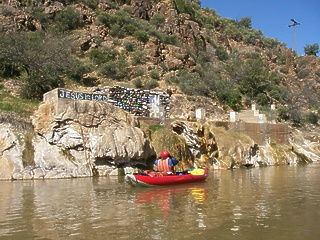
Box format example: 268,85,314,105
158,158,175,173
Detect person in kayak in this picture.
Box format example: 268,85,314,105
154,150,179,175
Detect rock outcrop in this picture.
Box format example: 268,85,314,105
0,95,156,180
170,120,320,169
1,90,320,180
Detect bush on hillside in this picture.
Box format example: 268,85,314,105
130,50,146,65
150,13,166,28
52,6,83,32
134,30,149,43
261,37,283,49
144,79,159,90
276,106,289,121
88,46,129,79
0,31,79,99
297,69,311,79
20,73,63,99
216,46,229,61
149,69,160,80
124,41,136,52
100,57,128,80
306,112,319,125
304,43,319,56
291,109,305,126
237,17,252,28
212,77,242,111
175,70,210,96
133,78,143,88
239,58,269,99
174,0,196,19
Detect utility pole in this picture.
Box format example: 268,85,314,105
288,19,300,54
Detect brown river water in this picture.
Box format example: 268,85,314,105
1,162,320,240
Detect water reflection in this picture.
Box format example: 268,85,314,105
134,183,208,217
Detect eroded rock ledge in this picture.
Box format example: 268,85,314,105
0,97,156,180
1,93,320,180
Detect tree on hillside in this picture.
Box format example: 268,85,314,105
304,43,319,56
237,17,252,28
0,31,81,99
239,58,269,101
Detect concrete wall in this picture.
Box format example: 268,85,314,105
214,121,289,145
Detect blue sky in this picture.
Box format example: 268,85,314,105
200,0,320,56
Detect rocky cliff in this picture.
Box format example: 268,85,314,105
1,90,320,180
0,91,156,179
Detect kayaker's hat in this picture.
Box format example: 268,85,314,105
161,150,169,159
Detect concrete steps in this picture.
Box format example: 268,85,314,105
238,110,265,123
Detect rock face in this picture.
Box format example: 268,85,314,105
1,91,320,180
0,93,156,180
32,96,156,177
171,120,320,169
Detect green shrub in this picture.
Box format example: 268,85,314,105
144,79,159,90
280,67,289,74
112,39,121,46
216,46,229,61
165,75,179,85
297,69,311,79
149,69,160,80
124,41,136,52
162,34,179,45
0,63,21,78
150,13,165,28
239,58,268,99
101,58,128,80
306,112,319,125
256,93,268,106
134,68,145,77
31,7,51,28
20,73,63,100
277,106,289,121
290,109,303,126
225,24,242,42
174,0,196,19
130,50,146,65
53,7,82,32
88,46,119,64
78,0,100,9
237,17,252,28
1,32,79,99
0,5,15,16
304,43,319,56
213,78,242,111
261,37,282,49
133,78,143,88
245,52,261,59
176,70,210,96
134,30,149,43
98,10,142,38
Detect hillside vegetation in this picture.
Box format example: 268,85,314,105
0,0,319,126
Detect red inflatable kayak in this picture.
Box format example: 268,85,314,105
125,168,208,187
